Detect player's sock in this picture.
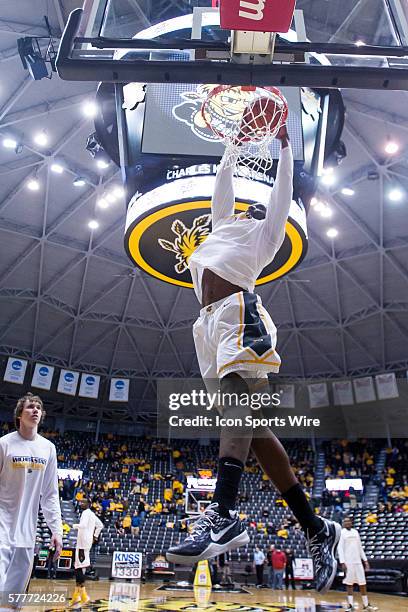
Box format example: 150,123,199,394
70,588,81,604
282,483,322,535
80,586,90,603
348,595,354,606
362,595,368,607
212,457,244,516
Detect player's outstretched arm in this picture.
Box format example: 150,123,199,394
263,125,294,248
211,147,239,227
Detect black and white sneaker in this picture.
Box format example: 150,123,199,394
166,503,249,564
308,517,341,593
363,605,378,611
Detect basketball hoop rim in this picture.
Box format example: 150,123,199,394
201,84,289,142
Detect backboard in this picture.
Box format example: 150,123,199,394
56,0,408,89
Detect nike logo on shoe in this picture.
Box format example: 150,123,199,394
210,523,236,542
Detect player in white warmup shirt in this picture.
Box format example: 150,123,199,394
70,498,103,607
167,125,341,594
338,517,377,611
0,393,62,610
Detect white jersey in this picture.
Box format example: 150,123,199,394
74,508,103,551
189,145,293,304
0,431,62,548
338,527,367,564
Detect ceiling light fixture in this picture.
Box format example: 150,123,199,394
51,163,64,174
385,140,399,155
83,101,98,118
327,228,338,238
341,187,355,196
113,186,125,198
88,220,99,230
321,173,336,187
34,131,48,147
320,206,333,218
355,40,366,46
27,178,40,191
96,159,110,169
2,137,17,149
73,177,86,187
97,198,109,209
388,188,403,202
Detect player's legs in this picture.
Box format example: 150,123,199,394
345,584,355,611
358,571,377,610
212,373,253,515
251,428,320,533
71,567,90,607
251,427,340,593
0,548,34,611
167,309,251,564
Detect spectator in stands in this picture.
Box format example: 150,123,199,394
62,520,71,535
266,545,275,588
218,551,233,585
285,548,296,590
122,514,131,534
253,545,265,588
271,545,286,590
131,512,141,536
101,497,110,517
277,523,288,539
365,511,378,525
114,518,124,536
338,516,376,612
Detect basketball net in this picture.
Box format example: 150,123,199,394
201,85,288,180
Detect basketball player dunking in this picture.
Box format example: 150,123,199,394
0,393,62,608
167,126,341,593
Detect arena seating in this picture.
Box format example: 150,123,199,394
1,423,407,568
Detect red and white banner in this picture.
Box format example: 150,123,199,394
220,0,296,33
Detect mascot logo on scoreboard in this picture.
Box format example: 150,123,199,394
158,215,211,273
172,84,253,142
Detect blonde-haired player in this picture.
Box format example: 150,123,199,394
0,393,62,608
339,517,377,611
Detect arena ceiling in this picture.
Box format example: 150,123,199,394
0,0,408,420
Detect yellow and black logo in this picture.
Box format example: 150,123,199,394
126,199,307,289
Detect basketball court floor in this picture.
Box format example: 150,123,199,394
25,580,407,611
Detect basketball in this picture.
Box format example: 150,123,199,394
242,94,288,139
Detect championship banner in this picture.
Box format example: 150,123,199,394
375,373,399,400
111,551,142,579
57,369,79,396
78,373,100,399
353,376,376,403
109,378,129,402
293,558,314,580
332,380,354,406
3,357,27,384
308,382,329,408
31,363,54,390
278,384,295,408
